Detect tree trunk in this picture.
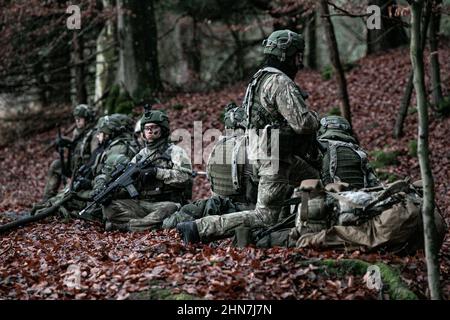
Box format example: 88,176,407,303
393,1,431,138
72,32,88,104
95,0,117,105
429,0,444,107
319,0,352,125
367,0,408,54
306,11,317,70
117,0,162,98
229,27,245,80
410,0,442,300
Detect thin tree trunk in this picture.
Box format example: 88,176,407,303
429,0,444,107
306,11,317,70
393,1,431,138
410,0,442,300
117,0,162,97
319,0,352,125
73,32,87,104
95,0,117,104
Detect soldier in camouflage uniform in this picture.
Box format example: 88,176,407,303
42,104,97,200
102,109,193,232
177,29,320,243
34,114,139,221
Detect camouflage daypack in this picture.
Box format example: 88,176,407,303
318,116,379,189
206,133,258,204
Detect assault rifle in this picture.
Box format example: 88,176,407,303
78,152,171,216
0,190,74,234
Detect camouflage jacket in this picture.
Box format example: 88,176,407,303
92,133,139,176
244,67,319,161
70,124,98,172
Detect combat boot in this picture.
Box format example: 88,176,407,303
176,221,200,244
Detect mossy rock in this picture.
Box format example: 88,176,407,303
129,286,200,300
296,258,417,300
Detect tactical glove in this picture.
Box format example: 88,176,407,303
138,166,157,185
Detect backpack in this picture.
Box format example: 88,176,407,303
318,116,378,189
206,133,258,203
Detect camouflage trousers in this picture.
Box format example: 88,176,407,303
103,199,181,232
196,156,319,241
34,189,102,222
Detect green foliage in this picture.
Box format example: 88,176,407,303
377,171,401,183
172,103,185,111
408,139,418,157
327,106,341,116
370,149,400,169
408,107,418,115
321,65,334,80
436,96,450,117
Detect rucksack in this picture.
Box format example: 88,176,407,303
206,133,258,203
318,116,378,189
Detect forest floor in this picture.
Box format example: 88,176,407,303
0,42,449,300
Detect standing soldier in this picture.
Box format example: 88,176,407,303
177,29,320,243
101,109,193,232
42,104,97,201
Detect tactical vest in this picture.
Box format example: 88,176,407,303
71,125,96,172
93,134,139,176
243,67,290,130
243,67,313,158
137,144,191,204
320,139,370,189
207,133,257,204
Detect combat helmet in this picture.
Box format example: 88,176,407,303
140,108,170,136
262,29,305,62
318,115,356,143
73,104,95,122
97,114,134,136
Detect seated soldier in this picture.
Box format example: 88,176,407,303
43,104,97,200
34,114,139,221
101,109,193,232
